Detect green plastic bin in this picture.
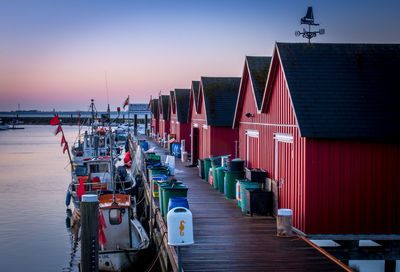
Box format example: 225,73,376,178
216,167,227,194
148,166,169,179
161,184,188,221
239,179,262,213
203,158,212,182
158,180,183,218
210,156,222,167
212,165,219,189
225,171,244,199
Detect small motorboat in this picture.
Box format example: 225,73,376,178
98,193,150,271
0,119,9,130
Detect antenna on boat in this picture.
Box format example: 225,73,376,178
107,103,117,205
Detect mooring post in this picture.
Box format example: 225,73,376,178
145,114,148,136
81,194,99,272
134,114,138,136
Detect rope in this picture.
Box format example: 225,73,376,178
145,231,167,272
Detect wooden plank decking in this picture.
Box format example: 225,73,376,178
144,137,347,272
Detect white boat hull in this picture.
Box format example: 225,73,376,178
0,124,9,130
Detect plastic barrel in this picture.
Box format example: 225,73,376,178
203,158,212,182
216,167,227,194
236,181,241,207
239,179,262,213
148,166,169,179
162,185,188,222
227,159,245,172
225,171,244,199
212,165,219,189
168,197,189,211
198,159,205,179
141,141,149,151
173,143,181,158
159,180,183,217
210,156,222,168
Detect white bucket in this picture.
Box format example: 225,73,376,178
166,155,175,175
277,208,293,236
181,151,188,162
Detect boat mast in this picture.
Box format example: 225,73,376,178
90,99,95,157
107,104,116,204
90,99,95,136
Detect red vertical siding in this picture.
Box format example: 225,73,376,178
151,116,159,136
237,64,307,232
189,85,207,161
305,139,400,234
208,127,239,158
236,52,400,235
178,122,191,153
247,136,259,168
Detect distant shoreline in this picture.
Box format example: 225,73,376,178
0,116,148,125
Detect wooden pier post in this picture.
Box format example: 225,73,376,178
145,114,148,136
80,194,99,272
134,114,138,136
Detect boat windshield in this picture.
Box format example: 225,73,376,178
89,163,109,173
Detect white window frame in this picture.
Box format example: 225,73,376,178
246,129,259,168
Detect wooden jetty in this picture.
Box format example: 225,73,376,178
131,136,349,272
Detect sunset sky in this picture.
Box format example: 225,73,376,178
1,0,400,111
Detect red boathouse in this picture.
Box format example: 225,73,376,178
149,98,159,138
234,43,400,235
169,88,191,153
158,95,170,141
189,77,241,163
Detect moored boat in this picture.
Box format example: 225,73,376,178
0,119,9,130
98,193,150,271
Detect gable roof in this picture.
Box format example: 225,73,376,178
174,89,191,123
191,81,200,110
201,77,241,126
159,95,170,121
247,56,272,110
169,90,175,114
263,42,400,138
233,56,272,128
151,99,158,119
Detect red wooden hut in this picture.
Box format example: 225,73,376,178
169,88,191,153
189,77,241,163
149,98,159,138
234,43,400,235
158,95,170,140
233,56,271,168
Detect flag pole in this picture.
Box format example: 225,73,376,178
60,125,74,169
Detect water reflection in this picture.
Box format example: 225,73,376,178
0,125,80,271
63,209,80,272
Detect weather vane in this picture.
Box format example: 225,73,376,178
295,7,325,43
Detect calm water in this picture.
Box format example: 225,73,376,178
0,125,80,272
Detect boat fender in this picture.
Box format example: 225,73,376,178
65,189,71,207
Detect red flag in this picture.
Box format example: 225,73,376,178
77,177,85,198
63,142,68,154
77,120,80,126
50,114,60,126
61,135,66,147
123,96,129,109
54,125,62,136
99,210,107,245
